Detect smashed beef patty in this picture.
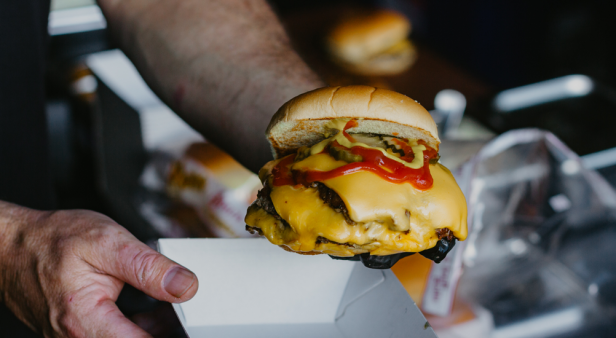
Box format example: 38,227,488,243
254,180,355,225
250,180,456,243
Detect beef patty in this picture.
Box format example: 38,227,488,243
251,180,455,241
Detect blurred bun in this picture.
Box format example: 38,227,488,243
166,142,262,238
327,10,416,75
341,40,417,76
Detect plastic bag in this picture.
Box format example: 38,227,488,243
456,129,616,337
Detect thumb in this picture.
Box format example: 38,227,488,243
97,239,199,303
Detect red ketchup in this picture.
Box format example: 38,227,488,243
342,120,358,142
272,121,436,190
271,154,296,186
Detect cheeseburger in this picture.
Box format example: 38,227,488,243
327,10,417,76
245,86,467,268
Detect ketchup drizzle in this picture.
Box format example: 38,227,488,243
271,120,436,190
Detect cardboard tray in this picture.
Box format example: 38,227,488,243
158,238,437,338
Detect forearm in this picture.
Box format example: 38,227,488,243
98,0,324,172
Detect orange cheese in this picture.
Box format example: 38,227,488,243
245,152,467,256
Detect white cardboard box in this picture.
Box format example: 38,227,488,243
158,238,437,338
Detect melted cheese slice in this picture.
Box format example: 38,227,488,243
324,166,467,240
245,153,468,256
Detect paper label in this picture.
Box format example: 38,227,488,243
421,246,462,316
421,164,470,316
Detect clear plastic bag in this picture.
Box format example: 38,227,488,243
456,129,616,337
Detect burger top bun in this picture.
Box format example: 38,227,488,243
328,10,411,63
267,86,439,159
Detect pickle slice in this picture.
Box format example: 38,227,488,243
329,145,363,163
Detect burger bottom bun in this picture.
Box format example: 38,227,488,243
334,39,417,76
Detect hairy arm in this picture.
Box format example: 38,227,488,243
98,0,324,172
2,2,323,336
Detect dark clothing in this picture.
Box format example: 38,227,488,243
0,1,51,336
0,0,55,211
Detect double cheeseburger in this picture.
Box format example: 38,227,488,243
327,10,417,76
245,86,467,268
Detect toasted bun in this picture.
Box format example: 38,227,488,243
266,85,440,158
328,10,411,64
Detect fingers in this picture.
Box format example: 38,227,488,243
93,237,198,304
120,242,198,303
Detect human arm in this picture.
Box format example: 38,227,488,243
0,201,198,337
97,0,325,172
1,1,322,336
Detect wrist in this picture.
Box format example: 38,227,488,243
0,201,43,302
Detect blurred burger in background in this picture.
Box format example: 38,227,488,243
166,142,262,238
327,9,417,76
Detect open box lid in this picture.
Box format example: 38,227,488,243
158,238,436,338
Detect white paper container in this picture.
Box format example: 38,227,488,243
158,238,437,338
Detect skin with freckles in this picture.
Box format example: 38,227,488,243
0,201,198,337
1,0,323,337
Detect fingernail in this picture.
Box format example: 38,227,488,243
163,267,196,298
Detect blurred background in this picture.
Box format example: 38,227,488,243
37,0,616,336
